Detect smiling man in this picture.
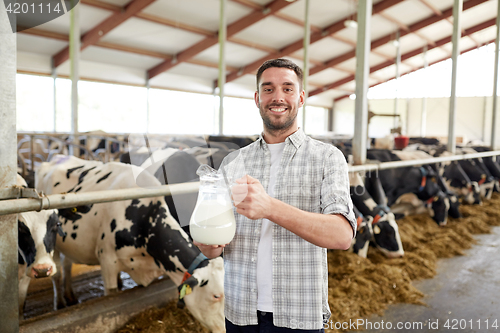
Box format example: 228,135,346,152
195,58,356,332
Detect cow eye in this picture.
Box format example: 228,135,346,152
213,294,221,299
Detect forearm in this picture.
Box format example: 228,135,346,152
267,197,354,249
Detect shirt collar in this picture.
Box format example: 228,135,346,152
257,128,306,150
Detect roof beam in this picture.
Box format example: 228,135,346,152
21,28,239,72
53,0,156,68
147,0,294,79
81,0,280,58
231,0,323,33
310,17,496,98
225,0,406,83
308,0,488,77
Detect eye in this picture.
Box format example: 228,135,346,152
213,294,221,299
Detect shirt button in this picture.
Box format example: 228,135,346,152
251,257,255,262
251,289,255,292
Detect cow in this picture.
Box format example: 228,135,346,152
389,150,461,219
367,149,450,226
349,171,404,258
350,205,374,258
456,147,498,199
414,145,488,204
16,174,64,319
137,148,201,236
35,155,225,333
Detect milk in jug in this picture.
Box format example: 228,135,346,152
190,165,236,245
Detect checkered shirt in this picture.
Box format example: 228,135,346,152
220,129,356,329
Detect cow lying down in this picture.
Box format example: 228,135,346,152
17,174,63,319
35,155,225,333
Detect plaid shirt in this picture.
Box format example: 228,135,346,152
220,129,356,329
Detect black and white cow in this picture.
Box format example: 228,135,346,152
35,155,225,333
350,205,374,258
414,145,486,204
456,147,497,200
349,172,404,258
389,150,461,219
17,174,64,319
367,149,450,226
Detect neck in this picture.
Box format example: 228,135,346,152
263,126,298,144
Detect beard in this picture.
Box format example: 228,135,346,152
259,102,298,134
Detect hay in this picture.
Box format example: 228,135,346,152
116,300,209,333
116,193,500,333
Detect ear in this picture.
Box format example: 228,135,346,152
254,90,260,108
177,275,199,309
299,89,305,108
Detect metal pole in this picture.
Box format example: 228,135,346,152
491,0,500,150
302,0,311,133
0,0,19,329
448,0,462,154
0,182,201,216
353,0,372,165
218,0,226,135
52,64,57,132
70,0,80,155
146,77,150,134
421,46,428,136
394,30,401,129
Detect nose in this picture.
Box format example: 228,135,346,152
272,90,285,103
32,265,53,278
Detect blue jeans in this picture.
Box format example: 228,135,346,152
225,311,325,333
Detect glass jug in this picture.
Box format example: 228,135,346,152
189,165,236,245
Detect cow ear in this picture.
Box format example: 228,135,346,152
177,276,199,308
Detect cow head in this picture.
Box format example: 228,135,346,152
446,193,462,219
18,209,64,278
179,257,225,333
371,210,404,258
350,215,373,258
424,191,450,226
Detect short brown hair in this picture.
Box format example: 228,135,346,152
256,58,303,91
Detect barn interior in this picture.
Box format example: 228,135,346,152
2,0,500,332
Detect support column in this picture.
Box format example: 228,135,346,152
491,0,500,150
352,0,372,165
394,30,401,129
218,0,226,135
146,77,150,134
52,64,57,132
70,0,80,155
421,46,428,137
0,1,19,330
302,0,311,132
448,0,463,154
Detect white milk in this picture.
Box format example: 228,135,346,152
190,200,236,245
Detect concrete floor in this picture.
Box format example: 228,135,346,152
353,226,500,333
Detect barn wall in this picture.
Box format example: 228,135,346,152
335,96,499,145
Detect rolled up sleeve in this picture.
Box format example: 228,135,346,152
320,147,357,236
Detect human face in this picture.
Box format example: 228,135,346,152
254,67,305,137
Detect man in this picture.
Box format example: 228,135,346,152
195,58,356,332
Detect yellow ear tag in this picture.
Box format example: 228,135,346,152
179,284,192,299
71,207,77,213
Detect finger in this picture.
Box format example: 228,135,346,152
245,175,260,184
234,175,249,184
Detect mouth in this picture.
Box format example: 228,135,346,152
268,105,288,114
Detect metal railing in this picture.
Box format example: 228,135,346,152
2,149,500,217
